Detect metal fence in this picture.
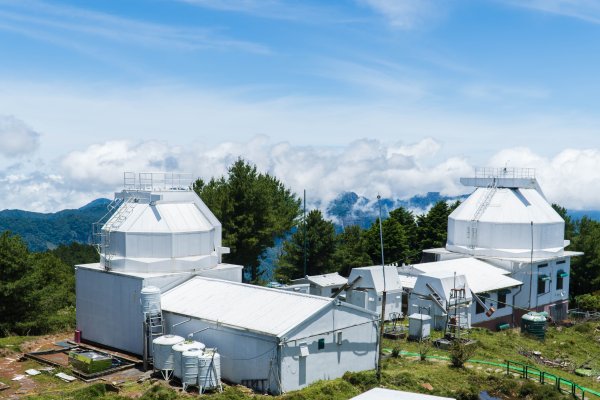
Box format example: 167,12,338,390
506,360,600,399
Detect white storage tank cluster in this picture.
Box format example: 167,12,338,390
152,335,184,379
172,340,206,380
198,349,221,392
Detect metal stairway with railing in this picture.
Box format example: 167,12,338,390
469,178,498,249
92,196,139,271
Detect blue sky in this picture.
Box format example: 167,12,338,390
1,0,600,211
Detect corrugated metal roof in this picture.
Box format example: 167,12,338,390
413,258,522,293
161,277,333,337
304,272,347,287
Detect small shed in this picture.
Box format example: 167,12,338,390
408,313,431,340
161,277,379,394
346,265,403,320
292,272,348,297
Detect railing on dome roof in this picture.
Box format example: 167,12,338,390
123,172,194,191
473,167,535,180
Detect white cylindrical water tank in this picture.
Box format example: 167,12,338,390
152,335,184,377
173,341,205,379
198,350,221,391
141,286,161,315
181,348,204,390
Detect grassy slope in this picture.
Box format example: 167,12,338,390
9,322,600,400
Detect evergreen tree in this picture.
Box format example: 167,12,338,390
364,215,410,266
416,200,459,257
332,225,372,276
569,217,600,296
552,203,576,241
193,159,301,282
0,232,32,334
275,210,336,282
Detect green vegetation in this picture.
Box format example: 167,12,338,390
275,209,337,281
193,159,301,282
275,199,458,281
0,233,97,336
9,322,600,399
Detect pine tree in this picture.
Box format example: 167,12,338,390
193,159,301,282
275,210,336,282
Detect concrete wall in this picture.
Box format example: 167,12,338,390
511,257,570,313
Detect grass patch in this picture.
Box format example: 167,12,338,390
0,335,39,352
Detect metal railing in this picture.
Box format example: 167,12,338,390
123,172,193,191
506,360,600,399
473,167,535,180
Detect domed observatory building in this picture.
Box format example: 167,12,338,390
420,168,582,328
76,172,243,355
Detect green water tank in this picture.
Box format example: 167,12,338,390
521,312,547,340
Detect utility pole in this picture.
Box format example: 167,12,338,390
376,194,387,381
303,189,307,277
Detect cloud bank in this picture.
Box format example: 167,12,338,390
2,136,599,213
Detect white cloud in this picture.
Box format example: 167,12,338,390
357,0,438,29
2,137,600,213
488,147,600,209
0,115,40,157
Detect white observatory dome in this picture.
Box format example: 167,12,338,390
446,169,566,258
96,173,228,273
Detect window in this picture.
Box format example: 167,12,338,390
318,338,325,350
497,290,509,309
476,293,490,314
537,265,550,295
556,270,568,290
557,260,566,265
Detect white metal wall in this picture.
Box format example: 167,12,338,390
76,266,193,355
280,303,378,393
164,313,279,390
76,267,144,354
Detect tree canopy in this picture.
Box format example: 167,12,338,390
275,209,337,282
193,159,301,282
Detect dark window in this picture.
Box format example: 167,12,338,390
538,263,548,268
498,291,507,309
318,338,325,350
556,275,563,290
557,260,566,265
537,276,548,295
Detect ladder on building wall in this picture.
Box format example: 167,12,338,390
469,178,498,249
143,310,165,372
92,196,139,271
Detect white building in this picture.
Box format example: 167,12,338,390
162,277,379,394
346,265,403,320
401,258,522,330
291,272,348,297
416,168,581,329
76,173,243,355
76,172,379,393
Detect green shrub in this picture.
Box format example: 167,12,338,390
342,371,378,391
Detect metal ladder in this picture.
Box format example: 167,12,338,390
93,196,139,271
143,310,165,372
469,178,498,249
